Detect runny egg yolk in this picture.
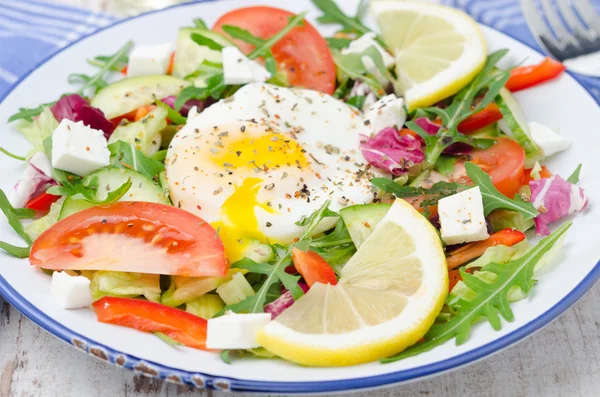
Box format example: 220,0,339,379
211,132,309,171
212,177,275,262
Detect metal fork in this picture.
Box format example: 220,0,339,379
520,0,600,77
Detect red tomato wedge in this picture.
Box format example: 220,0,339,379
469,138,526,198
505,57,566,92
30,202,228,277
458,103,503,134
213,6,336,94
291,248,337,287
93,297,208,349
26,192,61,213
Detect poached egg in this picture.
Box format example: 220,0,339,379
166,83,380,261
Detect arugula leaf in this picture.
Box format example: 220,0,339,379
408,50,512,164
567,164,582,184
346,95,365,109
155,99,187,125
225,201,335,313
8,41,133,122
193,18,208,30
435,155,457,177
332,46,391,96
175,72,226,110
326,37,353,50
154,332,182,346
48,170,133,205
8,101,57,123
382,221,571,362
220,349,233,364
87,53,128,71
310,219,356,273
372,178,465,205
0,147,26,161
0,189,33,257
108,141,165,181
191,33,225,51
311,0,377,40
68,73,108,94
221,25,265,46
248,13,306,59
465,162,538,219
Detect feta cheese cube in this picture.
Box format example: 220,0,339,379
363,94,407,135
51,271,93,309
438,186,489,245
528,122,571,157
341,32,396,69
222,46,271,85
127,44,172,78
51,119,110,176
206,312,271,349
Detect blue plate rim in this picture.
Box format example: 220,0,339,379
0,0,599,393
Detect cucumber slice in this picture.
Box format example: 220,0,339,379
496,88,540,162
241,239,275,263
340,203,392,248
216,272,255,305
84,168,169,203
91,75,190,119
59,168,169,220
108,107,167,155
172,28,232,84
59,197,95,220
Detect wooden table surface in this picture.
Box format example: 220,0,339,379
1,1,600,396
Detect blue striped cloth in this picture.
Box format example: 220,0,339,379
0,0,599,102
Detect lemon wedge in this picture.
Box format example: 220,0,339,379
257,199,448,366
371,0,487,110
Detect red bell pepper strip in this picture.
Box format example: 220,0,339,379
25,192,61,213
93,297,208,349
446,228,526,270
291,248,337,287
458,103,503,134
505,57,566,92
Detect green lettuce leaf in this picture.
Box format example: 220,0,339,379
90,271,161,302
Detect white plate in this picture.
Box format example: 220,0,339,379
0,0,599,393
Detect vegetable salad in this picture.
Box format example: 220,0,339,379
0,0,589,366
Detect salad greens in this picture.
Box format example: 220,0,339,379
567,164,582,184
312,0,377,39
225,201,334,313
382,222,571,363
0,190,34,258
407,50,512,165
0,147,26,162
107,141,165,181
8,41,133,123
465,162,538,219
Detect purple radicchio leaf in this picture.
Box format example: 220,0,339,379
264,282,309,319
530,175,589,235
359,127,424,175
51,94,115,139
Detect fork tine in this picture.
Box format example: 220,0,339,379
557,0,596,41
540,0,579,47
520,0,565,56
572,0,600,34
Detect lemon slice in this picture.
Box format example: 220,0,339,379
257,199,448,366
371,0,487,110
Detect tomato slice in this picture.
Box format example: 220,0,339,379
291,248,337,287
93,296,207,349
522,165,552,185
458,103,503,134
213,6,336,94
468,138,526,197
505,57,566,92
30,202,228,277
26,192,61,213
